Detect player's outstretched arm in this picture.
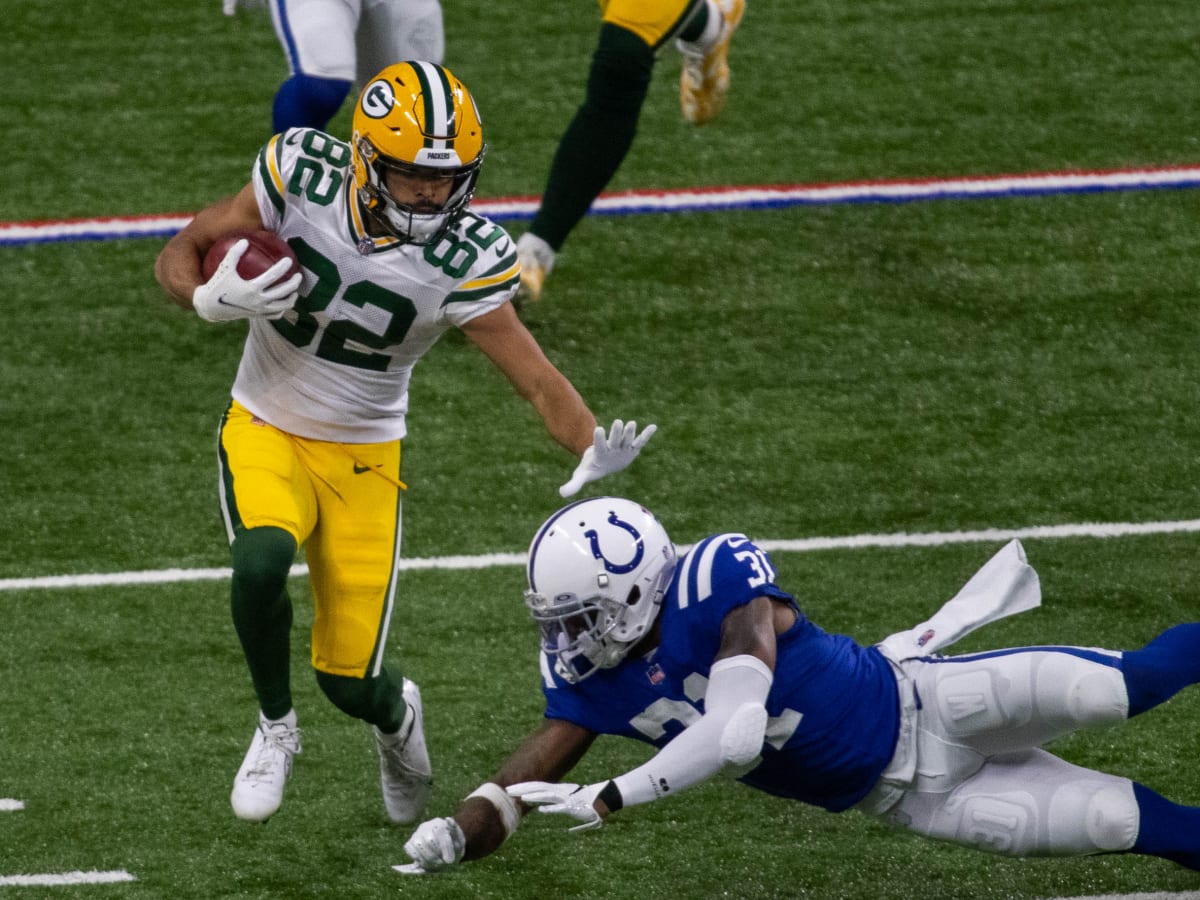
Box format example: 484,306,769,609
510,597,779,830
399,718,596,874
462,305,656,494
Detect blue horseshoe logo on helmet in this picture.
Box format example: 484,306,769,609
584,512,644,574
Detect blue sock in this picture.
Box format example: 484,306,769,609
1131,782,1200,871
1121,623,1200,716
272,73,352,133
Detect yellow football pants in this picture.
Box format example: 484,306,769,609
218,401,405,679
599,0,704,48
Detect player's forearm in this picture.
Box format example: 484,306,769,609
605,655,774,811
154,233,206,309
456,795,514,861
528,374,596,457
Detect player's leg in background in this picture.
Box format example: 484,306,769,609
676,0,746,126
268,0,359,132
357,0,445,83
517,0,705,300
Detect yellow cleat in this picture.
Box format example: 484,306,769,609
679,0,746,126
516,232,556,302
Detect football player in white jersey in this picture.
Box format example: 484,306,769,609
225,0,446,132
401,497,1200,875
154,62,655,825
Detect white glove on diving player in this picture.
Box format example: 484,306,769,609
559,419,656,498
506,781,606,832
192,239,302,323
396,817,466,874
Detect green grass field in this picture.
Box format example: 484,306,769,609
3,0,1200,897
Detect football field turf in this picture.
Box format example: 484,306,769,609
3,1,1200,897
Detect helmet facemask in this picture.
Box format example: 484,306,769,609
524,497,678,684
525,584,649,683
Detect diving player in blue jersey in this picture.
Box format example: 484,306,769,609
400,497,1200,874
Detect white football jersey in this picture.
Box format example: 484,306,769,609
232,128,520,442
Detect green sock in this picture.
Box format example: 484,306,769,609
229,526,297,720
316,666,407,732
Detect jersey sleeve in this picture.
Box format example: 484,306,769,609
250,130,298,234
539,651,646,736
438,213,520,326
667,533,797,665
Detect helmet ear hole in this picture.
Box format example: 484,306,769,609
625,586,641,607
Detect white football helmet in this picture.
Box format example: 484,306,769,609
524,497,678,683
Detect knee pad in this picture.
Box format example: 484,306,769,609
231,526,296,598
1033,652,1127,728
1048,779,1139,854
273,73,352,132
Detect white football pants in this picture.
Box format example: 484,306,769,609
863,647,1140,857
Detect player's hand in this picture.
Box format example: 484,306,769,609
192,239,301,323
395,817,466,874
559,420,656,498
506,781,605,832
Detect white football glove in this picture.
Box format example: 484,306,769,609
396,817,466,874
559,419,656,498
192,239,302,323
506,781,605,832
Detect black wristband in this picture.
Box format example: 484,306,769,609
597,780,624,813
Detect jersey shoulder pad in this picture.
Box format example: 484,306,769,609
441,214,520,306
672,533,789,619
253,128,351,222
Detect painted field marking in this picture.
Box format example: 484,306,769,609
0,870,136,887
2,165,1199,247
0,800,24,812
3,517,1199,592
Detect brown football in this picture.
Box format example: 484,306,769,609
202,230,300,283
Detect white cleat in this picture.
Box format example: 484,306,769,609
230,709,301,822
516,232,556,302
375,678,433,823
678,0,746,126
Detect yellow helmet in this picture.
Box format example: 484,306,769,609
351,61,486,244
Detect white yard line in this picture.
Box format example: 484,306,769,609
0,870,135,887
0,800,24,812
3,517,1200,593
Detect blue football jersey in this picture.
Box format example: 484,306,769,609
541,533,900,812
